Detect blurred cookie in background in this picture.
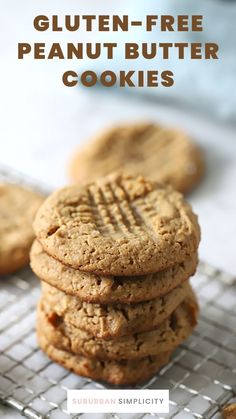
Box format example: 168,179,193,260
223,403,236,419
0,183,44,275
68,123,205,194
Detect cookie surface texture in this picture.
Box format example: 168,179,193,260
41,280,190,338
69,123,204,194
0,183,44,275
34,174,200,276
30,240,198,303
37,331,171,385
222,403,236,419
38,291,199,360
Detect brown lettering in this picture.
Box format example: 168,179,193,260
159,43,173,59
161,16,174,31
100,71,117,86
34,15,49,31
205,43,219,59
99,15,110,31
146,15,158,31
65,15,80,31
125,43,139,59
34,43,45,59
67,44,83,59
178,15,189,31
138,71,144,86
52,15,62,31
82,15,96,31
120,71,135,87
81,71,97,86
191,43,202,59
48,43,64,59
18,43,31,59
161,71,174,87
147,71,158,87
113,15,128,31
174,43,188,59
62,71,78,87
142,43,157,59
104,43,117,59
192,15,203,31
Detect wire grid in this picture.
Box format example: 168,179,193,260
0,169,236,419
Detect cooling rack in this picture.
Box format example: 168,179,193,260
0,168,236,419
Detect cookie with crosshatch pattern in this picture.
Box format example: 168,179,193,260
69,123,204,194
33,173,200,276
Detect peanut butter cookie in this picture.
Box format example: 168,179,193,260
38,331,171,385
0,183,44,275
31,240,198,303
33,174,200,276
38,290,198,361
69,123,204,194
41,281,190,339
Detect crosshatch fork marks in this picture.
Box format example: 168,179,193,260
85,182,151,237
86,185,116,234
108,182,148,235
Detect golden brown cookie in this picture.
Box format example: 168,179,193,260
31,240,198,303
69,123,204,194
33,174,200,276
222,404,236,419
38,331,171,385
37,290,198,361
41,280,190,339
0,183,44,275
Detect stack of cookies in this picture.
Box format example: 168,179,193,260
30,174,200,385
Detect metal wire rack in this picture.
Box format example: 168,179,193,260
0,168,236,419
